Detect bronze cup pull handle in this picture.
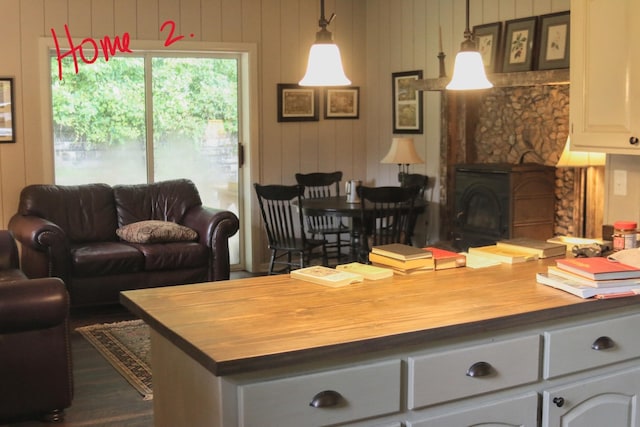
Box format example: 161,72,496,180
591,336,615,350
309,390,343,408
466,361,493,377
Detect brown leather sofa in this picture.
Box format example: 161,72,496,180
8,179,240,307
0,230,73,423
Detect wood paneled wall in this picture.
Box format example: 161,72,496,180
0,0,569,270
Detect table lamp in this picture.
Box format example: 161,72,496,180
381,137,424,184
556,136,606,237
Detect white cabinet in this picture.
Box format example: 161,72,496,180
542,367,640,427
570,0,640,154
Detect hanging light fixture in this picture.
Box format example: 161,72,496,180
299,0,351,87
446,0,493,90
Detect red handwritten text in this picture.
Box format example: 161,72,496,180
52,21,192,80
52,24,132,80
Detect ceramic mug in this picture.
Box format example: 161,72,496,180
345,180,362,203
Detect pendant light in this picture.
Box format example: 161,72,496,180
299,0,351,87
446,0,493,90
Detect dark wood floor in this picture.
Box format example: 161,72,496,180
1,271,260,427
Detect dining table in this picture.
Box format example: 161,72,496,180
296,195,426,262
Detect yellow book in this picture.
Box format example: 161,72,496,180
368,252,434,270
336,262,394,280
290,266,364,287
467,245,539,264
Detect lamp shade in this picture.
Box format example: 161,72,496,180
446,51,493,90
381,137,424,165
299,43,351,86
556,136,606,167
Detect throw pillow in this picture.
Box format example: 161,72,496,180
116,220,198,244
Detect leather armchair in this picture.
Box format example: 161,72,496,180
0,230,73,423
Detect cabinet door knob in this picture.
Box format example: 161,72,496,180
466,361,493,377
309,390,343,408
630,136,639,145
553,397,565,407
591,336,615,350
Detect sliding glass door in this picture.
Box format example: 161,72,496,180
50,53,242,265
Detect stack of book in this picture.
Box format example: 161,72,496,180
467,238,566,265
423,247,466,270
536,256,640,298
368,243,433,275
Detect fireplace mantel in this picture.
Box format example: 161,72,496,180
413,69,569,91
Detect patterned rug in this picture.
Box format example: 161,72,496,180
77,319,152,400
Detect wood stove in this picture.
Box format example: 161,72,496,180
453,163,556,251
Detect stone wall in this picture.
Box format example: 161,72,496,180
472,84,576,236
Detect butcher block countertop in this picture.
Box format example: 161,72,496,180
120,259,640,377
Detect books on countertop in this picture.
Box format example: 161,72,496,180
467,245,539,264
547,266,640,288
555,257,640,281
536,272,640,299
423,247,466,270
496,237,566,258
370,244,432,261
290,266,364,287
336,262,394,280
368,251,434,271
371,263,433,276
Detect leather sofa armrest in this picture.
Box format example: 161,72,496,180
182,206,239,247
8,215,68,250
182,206,239,281
8,215,71,280
0,277,69,334
0,230,19,270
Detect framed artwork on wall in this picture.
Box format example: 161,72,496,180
501,17,538,73
0,78,16,143
392,70,423,134
324,87,359,119
473,22,502,73
537,11,570,70
277,84,319,122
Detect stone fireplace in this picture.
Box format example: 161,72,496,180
436,81,581,241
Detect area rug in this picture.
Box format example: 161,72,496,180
76,319,153,400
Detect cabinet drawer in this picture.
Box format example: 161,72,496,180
544,313,640,379
238,360,401,427
407,392,539,427
408,335,540,409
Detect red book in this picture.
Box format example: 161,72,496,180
423,247,466,270
555,257,640,281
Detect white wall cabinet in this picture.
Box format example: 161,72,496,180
570,0,640,154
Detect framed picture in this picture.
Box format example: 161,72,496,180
501,17,538,73
392,70,423,134
473,22,502,73
277,84,319,122
537,11,570,70
325,87,359,119
0,78,15,143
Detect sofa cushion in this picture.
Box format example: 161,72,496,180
113,179,202,225
116,220,198,244
71,242,144,277
131,242,208,271
17,183,118,243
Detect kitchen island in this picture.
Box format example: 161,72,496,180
121,259,640,427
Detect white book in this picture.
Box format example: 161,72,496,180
536,272,640,299
548,266,640,288
290,266,364,287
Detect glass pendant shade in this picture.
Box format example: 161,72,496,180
299,43,351,86
446,50,493,90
